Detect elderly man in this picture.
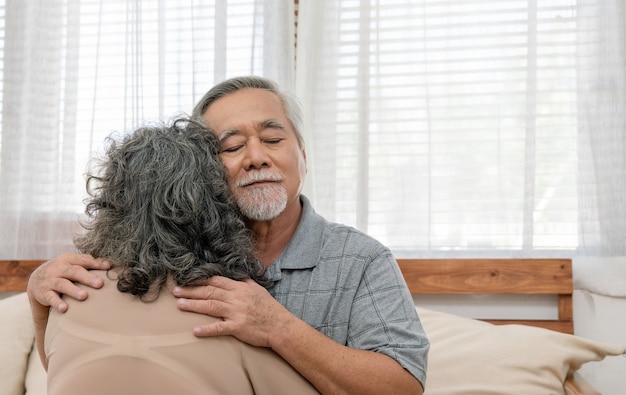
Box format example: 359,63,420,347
28,76,429,394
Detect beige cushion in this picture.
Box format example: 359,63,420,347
24,342,46,395
418,307,626,395
0,293,36,395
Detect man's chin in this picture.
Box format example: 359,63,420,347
240,205,285,222
235,196,287,222
234,186,288,221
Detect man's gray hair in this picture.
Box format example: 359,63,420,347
74,117,270,300
192,76,305,147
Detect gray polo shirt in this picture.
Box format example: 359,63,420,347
266,195,429,386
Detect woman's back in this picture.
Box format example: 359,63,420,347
45,270,318,395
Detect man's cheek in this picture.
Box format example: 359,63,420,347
218,156,238,175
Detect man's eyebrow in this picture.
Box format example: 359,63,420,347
260,119,286,130
218,129,240,142
218,120,285,142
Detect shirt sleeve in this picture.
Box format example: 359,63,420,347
347,250,429,387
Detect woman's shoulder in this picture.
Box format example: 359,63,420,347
61,270,220,334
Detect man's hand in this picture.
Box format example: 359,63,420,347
174,276,423,395
173,276,293,348
27,253,110,313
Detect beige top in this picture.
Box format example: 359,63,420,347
45,270,318,395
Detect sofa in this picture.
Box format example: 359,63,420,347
2,291,625,395
572,257,626,395
1,293,46,395
2,257,625,395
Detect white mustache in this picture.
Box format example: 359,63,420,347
236,170,284,187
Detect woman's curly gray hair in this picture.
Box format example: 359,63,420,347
74,117,270,300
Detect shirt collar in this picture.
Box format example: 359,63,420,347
266,195,324,279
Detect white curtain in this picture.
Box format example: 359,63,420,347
0,0,295,259
296,0,626,257
2,0,624,260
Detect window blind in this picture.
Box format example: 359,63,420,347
297,0,625,256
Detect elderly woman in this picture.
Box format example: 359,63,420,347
38,118,318,395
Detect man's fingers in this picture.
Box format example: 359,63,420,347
176,297,227,316
204,275,238,289
60,264,105,289
27,253,108,310
51,277,89,300
59,253,110,271
46,291,69,313
192,321,230,337
173,283,229,301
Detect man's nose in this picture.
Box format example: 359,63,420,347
242,139,270,170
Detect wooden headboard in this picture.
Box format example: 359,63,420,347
398,258,574,334
0,260,44,293
0,258,597,395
